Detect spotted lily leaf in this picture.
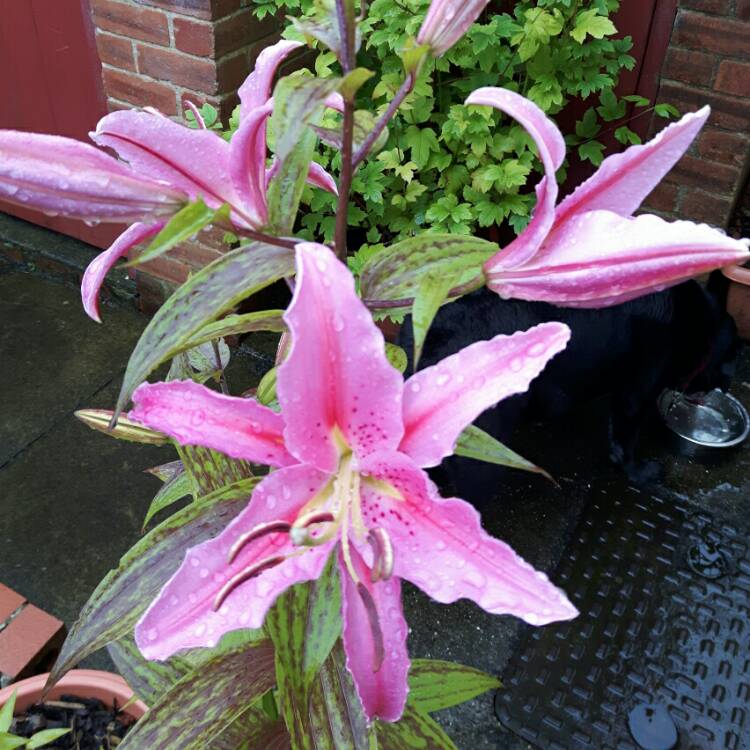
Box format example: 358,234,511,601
142,470,194,530
48,478,259,687
115,242,293,416
182,310,286,351
359,235,497,310
407,659,500,714
375,706,458,749
118,640,276,750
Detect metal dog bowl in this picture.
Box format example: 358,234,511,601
658,389,750,452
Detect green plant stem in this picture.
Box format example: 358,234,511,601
334,0,357,261
352,73,415,169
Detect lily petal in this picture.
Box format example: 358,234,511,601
400,323,570,468
307,161,338,195
92,111,245,217
129,380,296,468
82,222,164,322
278,243,404,472
486,210,750,307
136,464,332,660
556,107,710,224
0,130,185,221
230,101,274,228
360,452,578,626
239,40,303,118
341,547,409,722
466,87,566,269
417,0,492,56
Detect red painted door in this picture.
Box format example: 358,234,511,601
0,0,121,248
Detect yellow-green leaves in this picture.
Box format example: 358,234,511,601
570,9,617,44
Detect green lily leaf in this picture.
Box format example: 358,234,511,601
0,692,16,733
360,235,496,310
48,478,259,687
385,343,407,374
118,640,276,750
0,734,27,750
181,310,286,351
375,706,458,749
256,367,278,407
412,270,464,369
142,469,193,530
407,659,500,714
129,199,227,267
115,242,294,417
454,425,555,483
26,729,71,749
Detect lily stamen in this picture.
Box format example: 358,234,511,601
356,583,385,672
368,528,394,583
213,554,286,611
228,521,292,564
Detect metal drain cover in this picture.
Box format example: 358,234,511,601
495,491,750,749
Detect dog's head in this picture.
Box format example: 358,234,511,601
674,277,742,393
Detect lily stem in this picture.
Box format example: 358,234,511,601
334,0,357,263
353,73,415,169
231,226,298,250
362,275,486,310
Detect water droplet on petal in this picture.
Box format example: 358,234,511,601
147,628,158,641
266,494,278,510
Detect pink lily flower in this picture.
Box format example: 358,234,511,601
417,0,492,57
129,241,577,722
465,88,750,307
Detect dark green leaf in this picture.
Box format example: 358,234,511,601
115,242,294,416
130,200,226,267
142,470,193,530
375,706,458,749
48,478,258,686
412,271,463,369
118,640,276,750
454,425,555,483
408,659,500,714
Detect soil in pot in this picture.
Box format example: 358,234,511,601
10,694,135,749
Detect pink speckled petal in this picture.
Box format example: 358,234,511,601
82,222,164,323
92,111,246,217
359,452,578,626
556,107,710,224
136,464,332,660
400,323,570,468
466,88,566,270
230,101,274,229
486,210,750,308
307,161,338,195
277,243,404,472
0,130,185,222
341,548,409,722
238,40,303,117
129,380,296,468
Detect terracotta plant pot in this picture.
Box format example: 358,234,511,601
0,669,148,719
722,263,750,341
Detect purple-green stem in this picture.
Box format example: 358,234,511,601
334,0,357,262
362,275,486,310
230,226,298,250
352,73,415,169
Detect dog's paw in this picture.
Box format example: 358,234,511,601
625,459,664,486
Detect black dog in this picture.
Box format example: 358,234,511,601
400,278,740,502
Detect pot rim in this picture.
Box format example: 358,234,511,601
0,669,148,719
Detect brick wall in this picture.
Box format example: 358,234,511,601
643,1,750,230
90,0,281,298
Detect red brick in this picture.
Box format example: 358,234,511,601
680,188,734,226
0,584,25,624
138,45,218,93
136,254,192,285
715,60,750,97
103,68,178,114
95,32,136,72
216,50,254,94
739,0,750,22
681,0,732,12
134,0,241,20
668,154,742,194
674,11,750,60
658,81,750,130
174,17,214,57
91,0,169,46
171,238,226,268
662,47,716,87
0,605,65,681
643,182,680,213
696,128,750,167
215,10,281,56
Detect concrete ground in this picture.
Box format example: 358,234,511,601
1,218,749,748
